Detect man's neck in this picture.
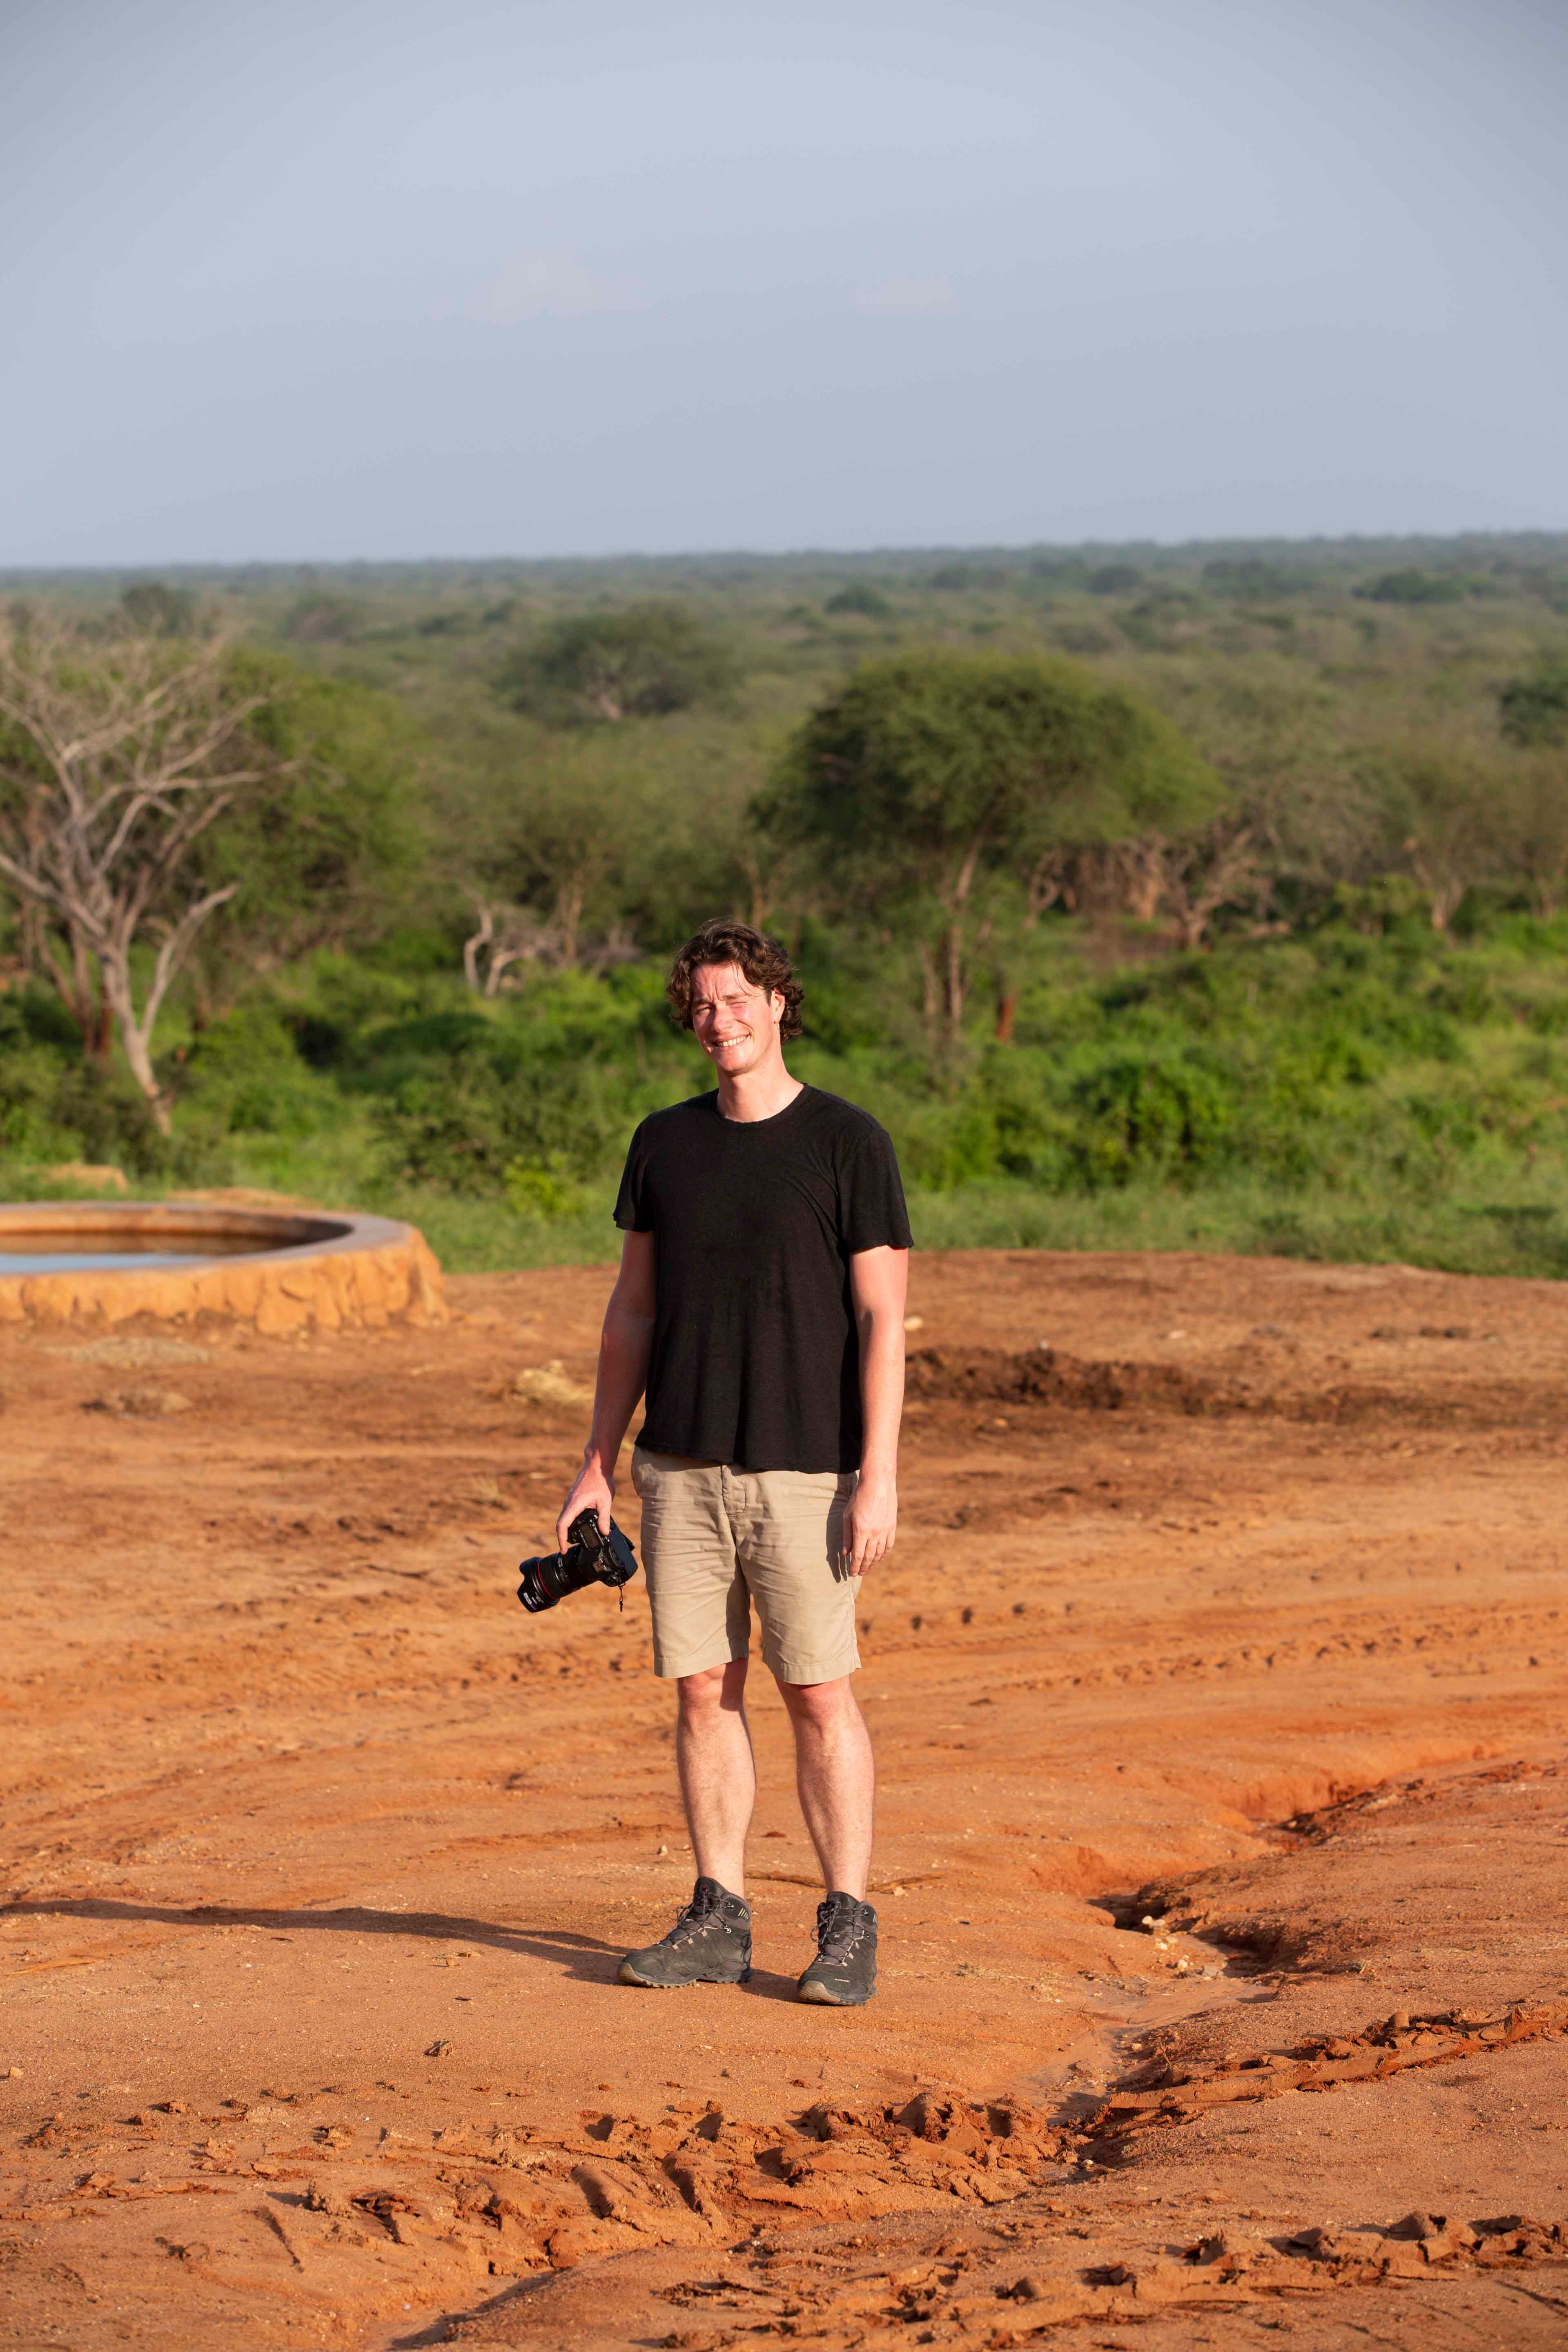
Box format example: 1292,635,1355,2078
714,1055,805,1124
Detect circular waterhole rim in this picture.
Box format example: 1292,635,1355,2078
0,1200,446,1332
0,1199,397,1265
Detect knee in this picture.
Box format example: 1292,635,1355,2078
677,1663,743,1722
782,1675,856,1735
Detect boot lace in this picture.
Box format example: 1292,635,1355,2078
662,1884,722,1947
815,1894,864,1965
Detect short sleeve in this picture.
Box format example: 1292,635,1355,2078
612,1124,653,1231
838,1124,913,1255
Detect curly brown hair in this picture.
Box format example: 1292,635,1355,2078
666,919,804,1040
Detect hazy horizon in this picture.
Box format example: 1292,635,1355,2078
8,526,1568,587
7,0,1566,566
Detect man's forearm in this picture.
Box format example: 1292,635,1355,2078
583,1306,654,1469
558,1232,656,1548
857,1310,905,1478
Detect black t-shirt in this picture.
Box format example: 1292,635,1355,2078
613,1085,912,1473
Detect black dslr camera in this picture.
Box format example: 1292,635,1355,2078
517,1510,639,1615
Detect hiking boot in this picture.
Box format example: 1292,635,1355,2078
796,1891,878,2006
618,1877,752,1989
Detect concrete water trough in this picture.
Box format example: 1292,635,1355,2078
0,1201,446,1334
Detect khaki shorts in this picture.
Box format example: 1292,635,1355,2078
630,1447,861,1685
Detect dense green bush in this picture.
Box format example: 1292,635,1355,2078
173,1000,341,1138
0,989,173,1173
7,901,1568,1284
366,969,694,1198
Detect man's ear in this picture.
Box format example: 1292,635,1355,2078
771,990,786,1027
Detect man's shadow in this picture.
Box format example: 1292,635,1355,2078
0,1897,801,2001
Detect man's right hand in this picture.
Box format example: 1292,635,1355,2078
556,1457,614,1554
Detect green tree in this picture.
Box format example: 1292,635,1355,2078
1152,670,1384,917
1354,569,1463,606
493,754,626,964
448,702,785,976
824,584,893,619
1200,557,1309,600
500,601,738,726
282,593,362,644
119,580,196,637
1086,563,1142,596
761,652,1220,1045
182,657,424,1020
1499,751,1568,919
1365,738,1502,931
1498,659,1568,748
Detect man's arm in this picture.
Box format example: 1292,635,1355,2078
556,1229,657,1548
842,1243,909,1576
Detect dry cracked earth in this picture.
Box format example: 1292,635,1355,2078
0,1244,1566,2350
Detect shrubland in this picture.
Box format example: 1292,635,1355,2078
3,536,1568,1281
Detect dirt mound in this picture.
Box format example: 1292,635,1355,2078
905,1340,1548,1430
1087,1998,1568,2159
82,1385,194,1419
906,1343,1229,1415
507,1360,593,1410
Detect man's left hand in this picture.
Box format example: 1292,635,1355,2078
842,1472,897,1577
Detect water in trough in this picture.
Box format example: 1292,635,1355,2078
0,1232,283,1275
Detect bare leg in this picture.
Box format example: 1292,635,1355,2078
675,1659,755,1895
776,1675,875,1899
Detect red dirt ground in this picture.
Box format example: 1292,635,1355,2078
1,1246,1566,2350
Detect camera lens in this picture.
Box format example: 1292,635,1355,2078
516,1540,601,1614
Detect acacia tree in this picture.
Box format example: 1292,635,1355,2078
761,652,1221,1046
1365,739,1503,932
452,713,773,973
500,601,737,726
449,738,630,977
0,617,292,1128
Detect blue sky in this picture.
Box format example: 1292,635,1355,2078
4,0,1566,560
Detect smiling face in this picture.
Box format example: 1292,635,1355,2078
688,960,786,1078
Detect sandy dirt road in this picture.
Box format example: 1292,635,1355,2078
0,1246,1566,2350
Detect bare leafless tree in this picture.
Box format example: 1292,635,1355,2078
462,895,557,995
0,617,291,1129
1153,817,1267,949
1019,843,1083,924
1059,817,1266,948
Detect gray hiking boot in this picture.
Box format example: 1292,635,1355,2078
796,1891,878,2006
618,1876,752,1989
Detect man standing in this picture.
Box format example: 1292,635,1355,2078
557,920,911,2007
